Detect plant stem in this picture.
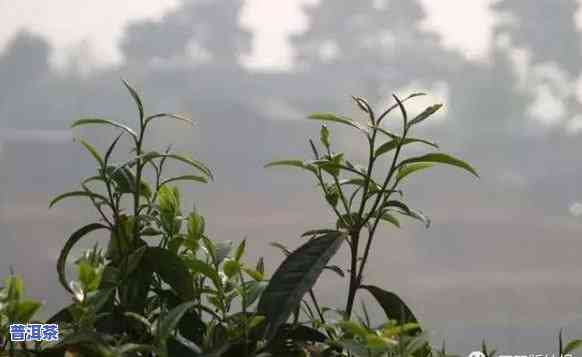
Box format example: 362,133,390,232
345,99,409,318
345,230,360,318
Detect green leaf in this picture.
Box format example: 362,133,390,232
161,175,208,186
75,138,104,167
243,267,264,282
49,190,110,208
264,160,317,174
565,339,582,354
125,246,147,276
143,247,195,300
116,343,157,355
408,104,443,127
102,165,136,194
301,229,338,238
185,258,221,288
361,285,420,325
157,301,197,343
396,208,431,228
144,153,213,181
145,113,194,127
324,264,345,277
368,124,398,139
366,334,397,350
240,281,267,309
257,231,346,341
376,211,400,228
337,320,368,338
375,138,438,158
57,223,109,295
398,153,479,178
71,118,138,141
234,239,246,262
377,92,427,124
396,162,435,183
223,259,240,278
269,242,291,256
392,94,408,127
3,274,23,302
121,79,144,121
320,125,330,148
124,311,153,331
308,113,366,132
15,300,42,323
337,339,370,357
104,133,124,166
352,96,371,114
381,200,411,213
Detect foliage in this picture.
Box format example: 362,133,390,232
0,82,579,357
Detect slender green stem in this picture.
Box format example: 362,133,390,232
345,97,409,318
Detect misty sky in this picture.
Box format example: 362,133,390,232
2,0,582,354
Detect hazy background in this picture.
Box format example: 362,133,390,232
2,0,582,354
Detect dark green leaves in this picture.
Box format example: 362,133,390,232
264,160,316,174
71,118,138,142
407,104,443,128
122,78,144,123
145,113,194,127
57,223,109,295
143,247,195,300
396,163,435,183
375,138,438,158
308,113,365,132
258,231,346,341
361,285,419,325
157,301,197,343
398,153,479,178
76,138,104,167
565,339,582,354
143,152,214,181
161,175,208,186
49,190,110,208
320,125,330,148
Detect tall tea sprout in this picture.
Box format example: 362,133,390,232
261,93,478,340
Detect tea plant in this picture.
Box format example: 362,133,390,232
39,80,267,356
258,94,477,355
0,272,43,355
0,81,580,357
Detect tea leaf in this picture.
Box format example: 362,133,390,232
71,118,138,142
75,138,104,167
157,301,197,344
14,300,42,323
301,229,338,238
361,285,419,325
143,247,195,300
185,258,221,288
264,160,317,174
375,212,400,228
121,79,144,122
408,104,443,128
49,190,110,208
57,223,109,295
161,175,208,186
308,113,366,132
565,339,582,354
396,162,435,183
375,138,438,158
258,231,346,341
144,153,213,180
145,113,194,127
398,153,479,178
